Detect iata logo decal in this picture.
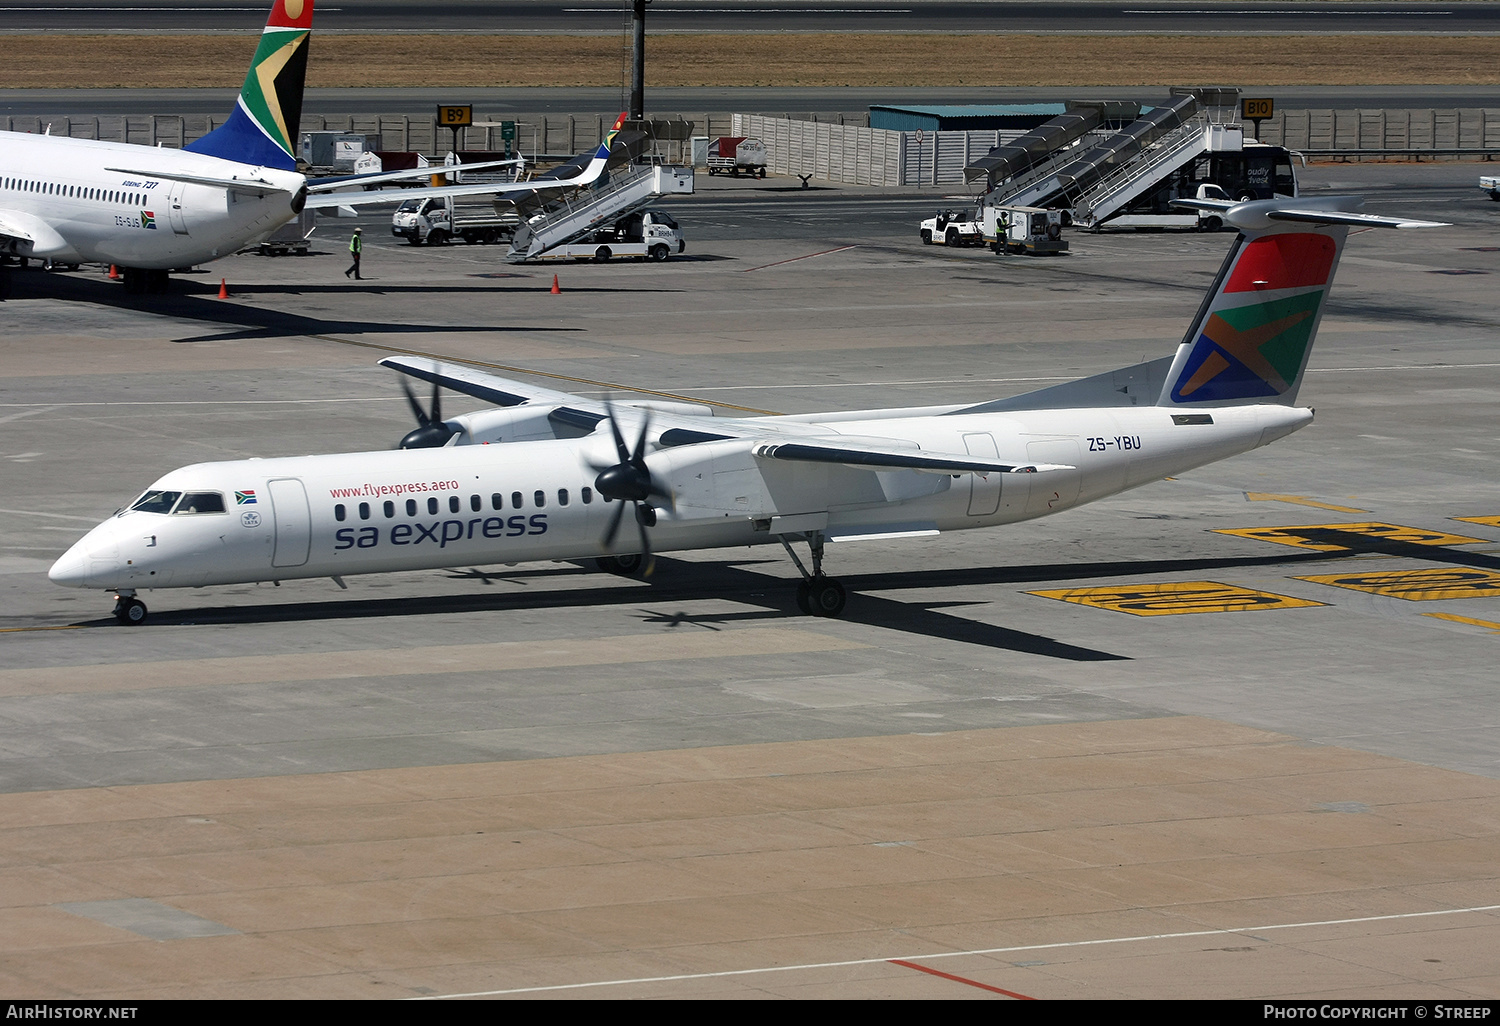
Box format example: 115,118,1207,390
240,511,262,528
1171,290,1322,403
140,210,157,230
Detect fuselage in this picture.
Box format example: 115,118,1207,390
0,133,304,267
49,402,1312,592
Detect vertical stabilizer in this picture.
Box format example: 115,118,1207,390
184,0,313,170
1161,203,1350,407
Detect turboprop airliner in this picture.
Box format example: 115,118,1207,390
0,0,619,294
50,196,1443,625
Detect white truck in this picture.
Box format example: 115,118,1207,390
1481,175,1500,200
706,137,767,178
919,208,984,246
392,195,521,246
983,204,1068,255
522,209,685,263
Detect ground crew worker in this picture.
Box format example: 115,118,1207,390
345,228,363,280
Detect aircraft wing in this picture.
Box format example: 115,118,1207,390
0,209,73,257
753,439,1071,476
1171,196,1448,230
380,356,585,409
303,141,612,210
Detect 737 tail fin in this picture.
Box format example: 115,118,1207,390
1160,196,1445,407
183,0,313,171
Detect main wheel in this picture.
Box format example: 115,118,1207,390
808,578,846,617
596,553,643,577
649,244,669,262
113,597,148,626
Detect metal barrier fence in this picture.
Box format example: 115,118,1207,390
7,109,1499,181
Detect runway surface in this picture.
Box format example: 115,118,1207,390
1,163,1498,998
3,0,1495,35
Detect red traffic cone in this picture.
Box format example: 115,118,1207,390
108,265,119,279
550,274,560,295
217,278,229,299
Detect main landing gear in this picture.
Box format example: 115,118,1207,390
112,590,147,626
779,531,846,617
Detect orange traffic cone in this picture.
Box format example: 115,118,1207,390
550,274,560,295
108,265,119,279
217,278,229,299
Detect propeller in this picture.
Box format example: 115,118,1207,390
396,376,458,449
588,401,674,575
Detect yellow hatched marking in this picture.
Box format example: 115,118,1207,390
1453,515,1500,529
1424,611,1500,632
1214,521,1488,552
1028,581,1326,617
1295,566,1500,601
1245,492,1369,514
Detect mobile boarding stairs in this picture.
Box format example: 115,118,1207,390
507,162,694,262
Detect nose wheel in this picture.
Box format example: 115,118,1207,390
112,593,148,626
780,532,847,617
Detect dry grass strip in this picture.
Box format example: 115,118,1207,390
4,34,1500,89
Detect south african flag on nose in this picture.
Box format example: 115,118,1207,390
236,490,257,505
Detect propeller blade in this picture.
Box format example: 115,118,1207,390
429,379,442,424
605,399,631,464
401,380,430,427
630,411,652,465
601,499,627,549
636,510,655,577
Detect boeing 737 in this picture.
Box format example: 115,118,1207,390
0,0,620,294
49,196,1444,624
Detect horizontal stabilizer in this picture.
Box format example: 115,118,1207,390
104,167,291,194
754,439,1071,476
306,159,525,193
1170,195,1448,231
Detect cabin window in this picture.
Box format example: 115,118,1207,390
511,491,523,509
334,504,346,522
129,490,182,515
448,495,460,513
582,487,593,505
557,489,569,507
383,500,395,518
470,494,482,512
358,502,371,520
427,497,439,515
173,492,226,514
533,490,545,509
406,498,417,516
491,492,503,510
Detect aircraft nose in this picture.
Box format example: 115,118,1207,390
48,521,120,589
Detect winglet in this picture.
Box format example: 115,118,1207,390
183,0,313,170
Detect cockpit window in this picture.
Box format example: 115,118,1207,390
128,490,182,514
173,492,226,515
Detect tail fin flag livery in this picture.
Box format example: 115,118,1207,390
1161,196,1446,408
184,0,313,170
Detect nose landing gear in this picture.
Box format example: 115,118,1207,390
779,531,847,617
112,590,148,626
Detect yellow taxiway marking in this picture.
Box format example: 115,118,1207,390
1453,515,1500,529
1295,566,1500,601
0,625,87,634
1424,611,1500,632
1028,581,1326,617
1215,521,1488,552
1245,492,1370,514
